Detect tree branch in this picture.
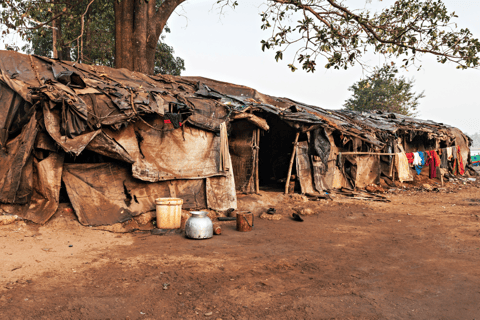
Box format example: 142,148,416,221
25,11,65,30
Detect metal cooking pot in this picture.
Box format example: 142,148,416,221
185,211,213,239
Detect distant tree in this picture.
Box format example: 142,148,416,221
154,42,185,76
344,64,424,116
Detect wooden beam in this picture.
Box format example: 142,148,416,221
255,128,260,194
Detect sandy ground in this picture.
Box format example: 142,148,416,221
1,177,480,319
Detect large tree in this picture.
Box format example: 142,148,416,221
2,0,480,74
344,64,424,116
11,0,185,75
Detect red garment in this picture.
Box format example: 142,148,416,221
427,150,440,178
433,150,441,166
406,153,414,164
457,146,465,175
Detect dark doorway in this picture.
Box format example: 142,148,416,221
258,114,299,191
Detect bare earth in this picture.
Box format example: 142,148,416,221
1,180,480,320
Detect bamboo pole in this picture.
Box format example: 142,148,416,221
285,132,300,194
339,152,398,155
247,129,257,193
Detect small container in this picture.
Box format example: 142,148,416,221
213,223,222,235
236,212,254,232
155,198,183,229
185,211,213,239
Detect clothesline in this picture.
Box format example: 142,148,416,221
339,146,457,156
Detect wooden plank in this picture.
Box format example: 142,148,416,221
285,132,300,194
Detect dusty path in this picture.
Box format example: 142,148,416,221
1,182,480,319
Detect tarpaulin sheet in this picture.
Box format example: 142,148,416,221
354,155,381,188
43,104,100,156
63,163,207,226
296,141,316,194
116,120,225,182
0,114,38,203
228,120,256,193
21,152,64,224
206,150,237,211
0,82,24,147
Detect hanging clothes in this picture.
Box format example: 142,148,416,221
446,147,453,160
457,146,465,175
406,153,414,164
412,152,422,166
395,153,413,182
440,148,448,168
427,150,440,179
414,151,426,175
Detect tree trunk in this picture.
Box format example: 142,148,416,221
52,0,60,59
133,0,148,73
114,0,186,74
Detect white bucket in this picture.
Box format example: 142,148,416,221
155,198,183,229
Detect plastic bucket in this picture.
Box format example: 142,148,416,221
155,198,183,229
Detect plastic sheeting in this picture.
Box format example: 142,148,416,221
63,163,208,226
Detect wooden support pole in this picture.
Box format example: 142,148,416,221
255,128,260,194
285,132,300,194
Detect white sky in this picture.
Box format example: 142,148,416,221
165,0,480,135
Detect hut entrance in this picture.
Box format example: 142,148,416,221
258,115,299,191
229,115,305,193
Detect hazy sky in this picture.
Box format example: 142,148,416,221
164,0,480,135
1,0,478,134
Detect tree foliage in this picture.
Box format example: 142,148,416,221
254,0,480,72
2,0,480,74
154,41,185,76
344,64,424,116
2,0,185,75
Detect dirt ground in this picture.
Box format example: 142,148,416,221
1,177,480,319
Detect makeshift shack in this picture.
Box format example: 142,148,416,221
0,51,473,226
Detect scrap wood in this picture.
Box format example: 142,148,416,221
305,193,333,200
351,197,391,203
330,187,390,202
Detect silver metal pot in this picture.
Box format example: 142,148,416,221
185,211,213,239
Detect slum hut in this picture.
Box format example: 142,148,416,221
0,51,473,227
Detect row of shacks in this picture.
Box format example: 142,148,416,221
0,51,473,226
